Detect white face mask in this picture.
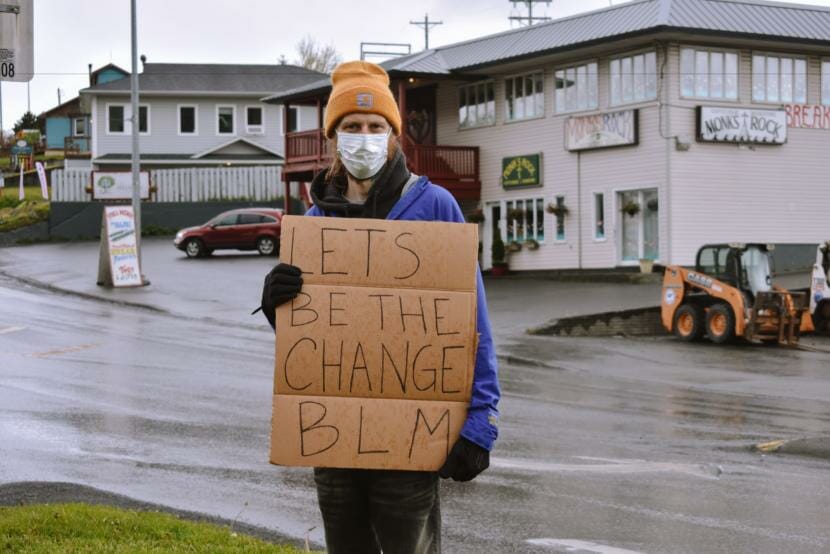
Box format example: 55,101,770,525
336,131,390,180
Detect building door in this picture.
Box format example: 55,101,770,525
403,85,437,146
618,188,659,264
483,202,502,269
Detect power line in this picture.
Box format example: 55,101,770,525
509,0,552,27
409,13,443,50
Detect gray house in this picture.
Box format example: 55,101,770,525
80,63,323,170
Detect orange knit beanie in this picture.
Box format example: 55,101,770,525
324,61,402,138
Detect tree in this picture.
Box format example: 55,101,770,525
13,111,38,133
295,35,342,74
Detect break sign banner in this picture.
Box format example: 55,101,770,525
0,0,33,82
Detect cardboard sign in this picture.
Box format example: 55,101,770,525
100,206,142,287
270,216,479,471
92,171,150,200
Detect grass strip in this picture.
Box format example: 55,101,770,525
0,503,315,553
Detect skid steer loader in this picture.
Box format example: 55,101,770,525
662,243,810,345
810,242,830,335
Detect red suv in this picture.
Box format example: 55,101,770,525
173,208,283,258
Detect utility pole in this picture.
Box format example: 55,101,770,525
508,0,552,26
26,82,30,112
130,0,144,279
409,13,443,51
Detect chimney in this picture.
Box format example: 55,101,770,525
88,63,93,86
140,54,147,70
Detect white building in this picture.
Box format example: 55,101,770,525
269,0,830,270
80,63,322,170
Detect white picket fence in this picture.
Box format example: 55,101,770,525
51,166,283,203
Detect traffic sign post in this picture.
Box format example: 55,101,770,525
0,1,34,82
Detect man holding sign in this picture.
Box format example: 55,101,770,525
259,61,500,553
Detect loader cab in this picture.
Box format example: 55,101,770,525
696,243,772,299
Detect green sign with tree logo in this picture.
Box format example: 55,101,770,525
501,153,542,188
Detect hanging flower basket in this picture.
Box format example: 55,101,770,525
622,201,641,217
524,239,540,251
466,209,485,224
506,241,523,253
647,198,659,212
546,202,569,217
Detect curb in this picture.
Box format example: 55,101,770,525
0,269,167,314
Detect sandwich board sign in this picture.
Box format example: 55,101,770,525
0,0,33,82
97,206,142,287
270,215,479,471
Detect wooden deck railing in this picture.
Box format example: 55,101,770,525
285,130,480,198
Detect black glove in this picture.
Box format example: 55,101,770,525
438,437,489,482
255,263,303,330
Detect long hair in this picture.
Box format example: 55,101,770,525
325,131,401,182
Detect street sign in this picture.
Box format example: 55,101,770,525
0,0,34,82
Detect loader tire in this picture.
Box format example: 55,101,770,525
814,301,830,335
674,303,704,342
707,303,736,344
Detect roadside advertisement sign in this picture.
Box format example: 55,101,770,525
102,206,142,287
502,153,542,188
270,216,479,471
92,171,150,200
34,161,47,199
566,109,639,151
0,0,34,82
697,106,787,144
785,104,830,130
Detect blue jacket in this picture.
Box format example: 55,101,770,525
306,176,500,451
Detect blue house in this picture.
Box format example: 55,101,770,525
41,64,129,153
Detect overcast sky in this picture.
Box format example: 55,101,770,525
1,0,830,131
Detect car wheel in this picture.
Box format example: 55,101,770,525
257,236,278,256
185,238,205,258
673,303,704,342
706,303,736,344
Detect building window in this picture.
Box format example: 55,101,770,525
594,193,605,240
138,105,149,134
680,48,738,100
505,71,544,121
458,81,495,128
610,52,657,106
555,62,597,113
286,106,299,133
73,118,86,136
246,106,264,134
823,60,830,105
107,105,124,134
505,198,544,243
752,54,806,103
217,105,235,135
178,105,197,134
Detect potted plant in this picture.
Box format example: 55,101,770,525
491,231,509,276
546,202,569,217
524,238,540,250
466,208,485,224
647,198,658,212
622,201,641,217
639,258,655,273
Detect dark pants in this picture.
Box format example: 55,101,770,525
313,468,441,554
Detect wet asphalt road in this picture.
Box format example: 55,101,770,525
1,248,830,553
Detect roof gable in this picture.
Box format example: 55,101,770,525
192,138,281,159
